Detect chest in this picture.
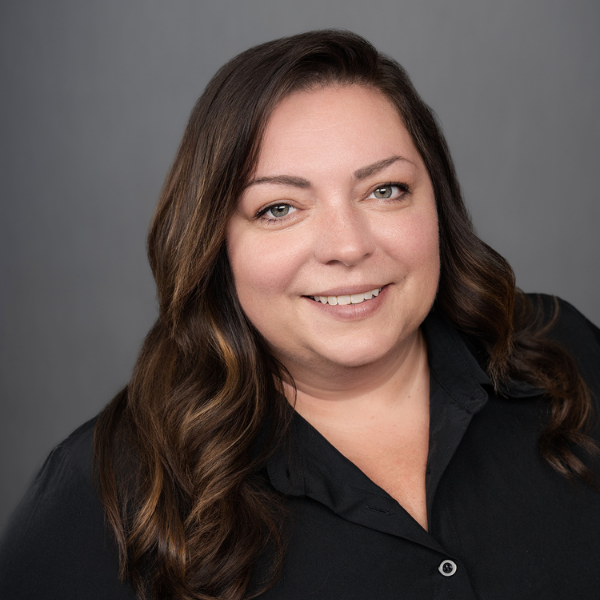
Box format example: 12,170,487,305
259,399,600,600
316,413,430,529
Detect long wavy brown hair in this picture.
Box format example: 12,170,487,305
94,29,597,600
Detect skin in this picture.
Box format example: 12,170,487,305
226,85,440,529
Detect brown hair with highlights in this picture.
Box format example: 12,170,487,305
94,29,597,600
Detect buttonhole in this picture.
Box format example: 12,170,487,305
366,505,392,515
285,467,291,479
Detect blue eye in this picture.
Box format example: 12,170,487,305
268,204,291,217
368,183,409,200
257,203,297,221
374,186,394,199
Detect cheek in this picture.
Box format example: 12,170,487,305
226,230,305,306
413,217,440,272
380,207,440,275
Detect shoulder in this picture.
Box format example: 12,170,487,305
533,293,599,348
0,417,135,600
42,416,98,483
529,293,600,399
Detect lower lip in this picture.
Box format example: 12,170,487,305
303,285,389,321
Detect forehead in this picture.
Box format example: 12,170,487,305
255,84,421,175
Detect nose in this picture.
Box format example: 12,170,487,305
313,202,376,266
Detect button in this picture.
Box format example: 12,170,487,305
438,559,457,577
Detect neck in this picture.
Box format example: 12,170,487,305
282,328,430,426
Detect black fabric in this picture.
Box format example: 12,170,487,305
1,295,599,599
0,419,136,600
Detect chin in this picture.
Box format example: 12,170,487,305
315,341,398,370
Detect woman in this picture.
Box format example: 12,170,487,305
1,30,599,600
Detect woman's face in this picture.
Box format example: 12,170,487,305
226,85,439,380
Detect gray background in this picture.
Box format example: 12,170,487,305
1,0,598,529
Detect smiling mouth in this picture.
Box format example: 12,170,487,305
308,287,382,306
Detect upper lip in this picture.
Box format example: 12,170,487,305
304,284,387,297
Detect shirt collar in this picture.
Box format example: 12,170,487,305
266,308,540,537
421,308,490,413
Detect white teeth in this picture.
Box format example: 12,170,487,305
311,287,382,306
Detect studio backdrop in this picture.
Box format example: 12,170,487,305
1,0,599,529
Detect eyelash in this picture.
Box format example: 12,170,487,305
255,203,297,223
368,182,410,200
254,181,411,223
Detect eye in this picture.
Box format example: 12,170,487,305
256,203,297,221
368,183,409,200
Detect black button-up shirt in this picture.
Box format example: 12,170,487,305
1,296,599,599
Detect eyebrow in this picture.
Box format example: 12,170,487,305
246,174,311,189
353,155,409,180
245,155,410,189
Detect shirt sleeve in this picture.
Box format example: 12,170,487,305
0,428,136,600
552,297,600,397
